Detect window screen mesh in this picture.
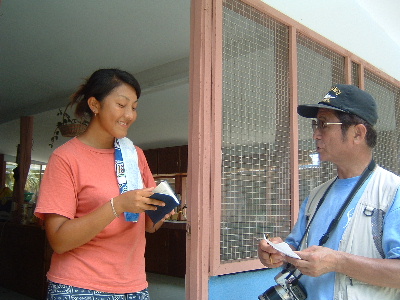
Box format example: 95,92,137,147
364,71,400,175
296,33,345,203
221,0,290,261
219,0,399,265
351,62,360,86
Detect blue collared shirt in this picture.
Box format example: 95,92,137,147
286,175,400,300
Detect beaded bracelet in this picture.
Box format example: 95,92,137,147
110,198,119,218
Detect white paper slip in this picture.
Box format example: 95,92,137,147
263,234,301,259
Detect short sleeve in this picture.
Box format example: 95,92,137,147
285,197,309,250
383,188,400,259
136,146,156,189
34,152,77,220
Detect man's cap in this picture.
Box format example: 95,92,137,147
297,84,378,125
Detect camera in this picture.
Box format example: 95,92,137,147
258,265,307,300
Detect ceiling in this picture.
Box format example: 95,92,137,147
0,0,191,163
1,0,399,164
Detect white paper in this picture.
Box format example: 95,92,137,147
263,234,301,259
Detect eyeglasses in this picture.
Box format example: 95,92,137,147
311,119,342,132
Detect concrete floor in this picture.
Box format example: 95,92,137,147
148,272,185,300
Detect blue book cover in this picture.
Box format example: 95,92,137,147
146,181,180,224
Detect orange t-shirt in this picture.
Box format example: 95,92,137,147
35,137,156,293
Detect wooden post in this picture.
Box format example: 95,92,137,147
187,0,215,298
11,116,34,223
0,154,5,188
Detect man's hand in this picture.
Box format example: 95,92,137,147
286,245,339,277
258,237,286,268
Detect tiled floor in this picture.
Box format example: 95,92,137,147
0,273,185,300
148,273,185,300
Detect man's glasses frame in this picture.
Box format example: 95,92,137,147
311,119,343,132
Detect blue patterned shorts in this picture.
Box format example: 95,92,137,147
47,281,150,300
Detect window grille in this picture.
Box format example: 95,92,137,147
364,71,400,174
351,62,360,86
296,33,345,202
221,0,290,261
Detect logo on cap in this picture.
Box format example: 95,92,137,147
322,86,341,104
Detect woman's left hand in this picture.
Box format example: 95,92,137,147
145,209,175,233
161,209,175,222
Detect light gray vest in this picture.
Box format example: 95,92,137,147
302,166,400,300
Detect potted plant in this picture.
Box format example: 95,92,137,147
49,105,89,148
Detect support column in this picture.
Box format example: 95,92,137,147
11,116,34,222
0,154,5,188
187,0,215,299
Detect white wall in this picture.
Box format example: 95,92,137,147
263,0,400,81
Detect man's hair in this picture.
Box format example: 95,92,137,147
336,111,377,148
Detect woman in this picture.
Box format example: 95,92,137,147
35,68,172,300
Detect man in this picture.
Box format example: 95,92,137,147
258,84,400,299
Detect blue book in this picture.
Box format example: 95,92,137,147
146,180,180,224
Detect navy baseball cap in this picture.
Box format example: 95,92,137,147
297,84,378,125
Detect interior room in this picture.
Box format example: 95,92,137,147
0,1,190,299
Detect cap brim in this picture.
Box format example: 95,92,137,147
297,103,346,118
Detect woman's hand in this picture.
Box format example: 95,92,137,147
45,187,166,254
145,209,175,233
161,209,175,222
113,187,165,215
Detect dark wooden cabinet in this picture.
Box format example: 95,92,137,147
157,146,181,174
143,148,158,174
0,222,52,300
0,221,186,299
143,146,188,278
144,145,188,175
179,145,188,174
145,221,186,278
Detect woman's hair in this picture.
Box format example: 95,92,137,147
336,111,377,148
70,68,141,119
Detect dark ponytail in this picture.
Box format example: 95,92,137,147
70,68,141,119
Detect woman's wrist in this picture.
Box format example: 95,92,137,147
110,197,120,218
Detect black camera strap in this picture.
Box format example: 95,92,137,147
298,159,376,249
